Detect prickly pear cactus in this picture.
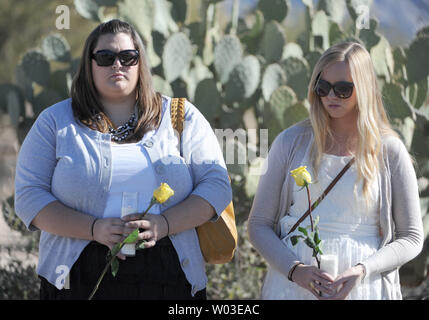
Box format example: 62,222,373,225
42,34,72,63
162,32,193,83
2,0,429,299
20,50,50,86
214,35,243,84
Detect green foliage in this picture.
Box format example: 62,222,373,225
257,0,289,23
291,216,323,259
162,32,193,82
259,21,285,63
206,223,267,299
42,34,72,62
2,0,429,299
214,35,243,84
0,256,39,300
261,63,286,101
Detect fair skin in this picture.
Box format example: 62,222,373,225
321,60,359,157
92,32,139,127
292,61,366,299
32,32,217,260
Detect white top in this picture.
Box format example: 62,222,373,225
103,139,160,218
248,121,423,300
262,152,383,299
288,153,381,230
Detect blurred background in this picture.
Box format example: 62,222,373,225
0,0,428,299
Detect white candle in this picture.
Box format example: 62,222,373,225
121,192,138,257
320,254,338,297
320,254,338,278
121,243,136,256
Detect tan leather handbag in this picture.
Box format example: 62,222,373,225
170,97,237,264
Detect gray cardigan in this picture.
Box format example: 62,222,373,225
248,119,424,299
14,97,232,295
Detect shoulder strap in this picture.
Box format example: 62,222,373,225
170,98,186,156
170,98,186,135
287,157,355,235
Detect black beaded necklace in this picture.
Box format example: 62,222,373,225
108,105,138,142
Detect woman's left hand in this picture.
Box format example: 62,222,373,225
122,213,169,248
323,264,365,300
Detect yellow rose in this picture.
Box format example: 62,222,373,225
153,183,175,204
290,166,312,187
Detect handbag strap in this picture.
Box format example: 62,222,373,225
287,157,355,235
171,97,186,156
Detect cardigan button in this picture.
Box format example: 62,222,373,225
145,140,154,148
155,164,164,174
181,258,189,268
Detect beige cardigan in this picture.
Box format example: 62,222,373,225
247,119,424,299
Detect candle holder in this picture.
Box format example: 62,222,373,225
320,254,338,297
121,192,138,256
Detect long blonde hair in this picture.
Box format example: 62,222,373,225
308,42,397,204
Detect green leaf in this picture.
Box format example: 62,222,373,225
305,237,316,249
313,198,321,209
110,243,122,258
298,226,308,236
124,228,139,244
314,230,321,245
290,235,303,246
136,241,147,250
111,257,119,277
312,249,319,258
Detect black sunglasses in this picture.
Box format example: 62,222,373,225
315,79,354,99
91,49,139,67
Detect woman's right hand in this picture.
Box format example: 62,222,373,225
92,218,135,260
291,264,336,299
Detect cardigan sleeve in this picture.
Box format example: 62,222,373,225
14,109,59,231
247,131,302,278
180,100,232,218
361,137,424,277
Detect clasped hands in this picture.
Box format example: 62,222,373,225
92,213,169,260
292,264,366,300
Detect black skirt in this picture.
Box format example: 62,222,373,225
39,237,206,300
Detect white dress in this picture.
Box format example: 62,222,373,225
261,153,384,300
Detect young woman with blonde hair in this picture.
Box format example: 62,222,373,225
248,42,423,299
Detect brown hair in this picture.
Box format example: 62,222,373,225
70,19,162,143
